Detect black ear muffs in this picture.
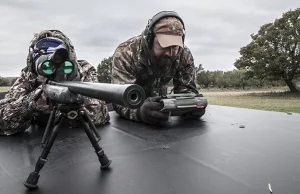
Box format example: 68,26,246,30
144,11,186,49
28,47,36,74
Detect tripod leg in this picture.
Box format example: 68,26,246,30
24,113,65,189
78,111,111,169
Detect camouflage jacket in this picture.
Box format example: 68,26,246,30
111,33,198,121
0,60,110,136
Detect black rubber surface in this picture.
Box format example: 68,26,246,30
0,104,300,194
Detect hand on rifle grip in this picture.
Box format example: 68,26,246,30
26,85,48,112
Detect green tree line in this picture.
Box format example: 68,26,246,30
195,68,293,89
0,77,13,86
96,56,297,90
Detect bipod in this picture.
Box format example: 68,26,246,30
23,103,112,189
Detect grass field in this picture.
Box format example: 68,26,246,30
0,87,10,92
201,88,300,114
1,86,299,114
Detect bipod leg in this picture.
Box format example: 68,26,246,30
82,107,101,141
24,112,65,189
41,106,57,145
78,110,111,169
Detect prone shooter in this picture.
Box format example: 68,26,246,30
111,11,208,125
22,35,146,189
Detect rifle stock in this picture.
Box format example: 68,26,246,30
160,93,208,116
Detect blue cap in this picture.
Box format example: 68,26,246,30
32,37,67,63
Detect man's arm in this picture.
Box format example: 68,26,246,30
173,47,199,94
111,46,140,121
77,60,110,125
0,67,40,136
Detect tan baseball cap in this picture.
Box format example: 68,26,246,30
153,17,184,48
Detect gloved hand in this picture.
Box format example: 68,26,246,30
24,85,48,112
137,96,169,125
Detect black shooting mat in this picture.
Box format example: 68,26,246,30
0,105,300,194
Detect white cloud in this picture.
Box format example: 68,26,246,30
0,0,299,76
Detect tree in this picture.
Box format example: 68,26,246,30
196,70,215,88
195,64,204,74
0,77,10,86
217,71,231,88
234,8,300,92
210,70,224,87
97,56,113,83
231,69,248,89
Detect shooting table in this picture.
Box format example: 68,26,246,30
0,104,300,194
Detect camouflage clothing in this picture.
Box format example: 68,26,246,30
0,30,110,136
111,31,198,121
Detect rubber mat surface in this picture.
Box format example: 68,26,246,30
0,105,299,194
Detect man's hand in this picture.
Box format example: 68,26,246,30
137,96,168,125
26,86,48,112
35,92,49,110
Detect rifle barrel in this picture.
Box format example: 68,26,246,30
48,81,145,109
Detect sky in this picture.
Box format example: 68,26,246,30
0,0,299,77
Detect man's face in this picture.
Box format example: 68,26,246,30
151,17,184,65
152,36,180,58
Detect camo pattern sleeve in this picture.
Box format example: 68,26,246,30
0,67,38,136
110,39,140,121
173,46,199,94
77,60,110,125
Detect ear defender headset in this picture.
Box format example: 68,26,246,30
144,11,186,49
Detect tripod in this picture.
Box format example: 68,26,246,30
24,102,112,189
